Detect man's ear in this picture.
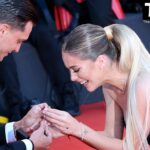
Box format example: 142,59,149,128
0,24,10,37
95,55,107,69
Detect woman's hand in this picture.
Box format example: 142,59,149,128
42,107,81,136
48,125,64,138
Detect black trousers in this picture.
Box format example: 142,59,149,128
29,21,80,114
85,0,115,27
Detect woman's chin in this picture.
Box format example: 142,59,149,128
86,86,97,92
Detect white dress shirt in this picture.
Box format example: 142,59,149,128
5,122,33,150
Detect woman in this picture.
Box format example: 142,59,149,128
43,24,150,149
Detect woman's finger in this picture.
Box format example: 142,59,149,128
43,111,70,122
43,108,68,116
44,115,65,127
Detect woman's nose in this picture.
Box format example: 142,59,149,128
70,72,78,82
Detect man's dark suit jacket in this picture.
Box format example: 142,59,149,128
0,124,26,150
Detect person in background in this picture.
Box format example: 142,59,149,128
43,24,150,149
85,0,115,27
29,0,81,116
0,0,52,149
52,0,83,31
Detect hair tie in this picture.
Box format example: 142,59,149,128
104,27,113,40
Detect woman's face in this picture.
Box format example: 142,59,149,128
62,52,104,92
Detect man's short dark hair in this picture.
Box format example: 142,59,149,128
0,0,38,30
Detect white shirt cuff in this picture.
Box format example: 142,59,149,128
5,122,17,143
22,139,33,150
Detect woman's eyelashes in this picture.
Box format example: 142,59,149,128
73,68,80,73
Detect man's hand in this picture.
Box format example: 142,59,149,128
14,103,49,134
30,120,52,150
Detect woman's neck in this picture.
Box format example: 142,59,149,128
104,63,129,93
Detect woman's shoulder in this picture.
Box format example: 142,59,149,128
136,72,150,90
135,72,150,106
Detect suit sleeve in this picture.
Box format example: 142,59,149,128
0,124,32,150
0,140,26,150
0,124,6,145
0,124,26,149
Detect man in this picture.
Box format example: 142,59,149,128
0,0,52,149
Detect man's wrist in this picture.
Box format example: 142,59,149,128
14,120,23,132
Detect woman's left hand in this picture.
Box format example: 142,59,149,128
42,107,80,136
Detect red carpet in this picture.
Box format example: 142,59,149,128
49,101,106,150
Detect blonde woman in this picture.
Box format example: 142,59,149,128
43,24,150,150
